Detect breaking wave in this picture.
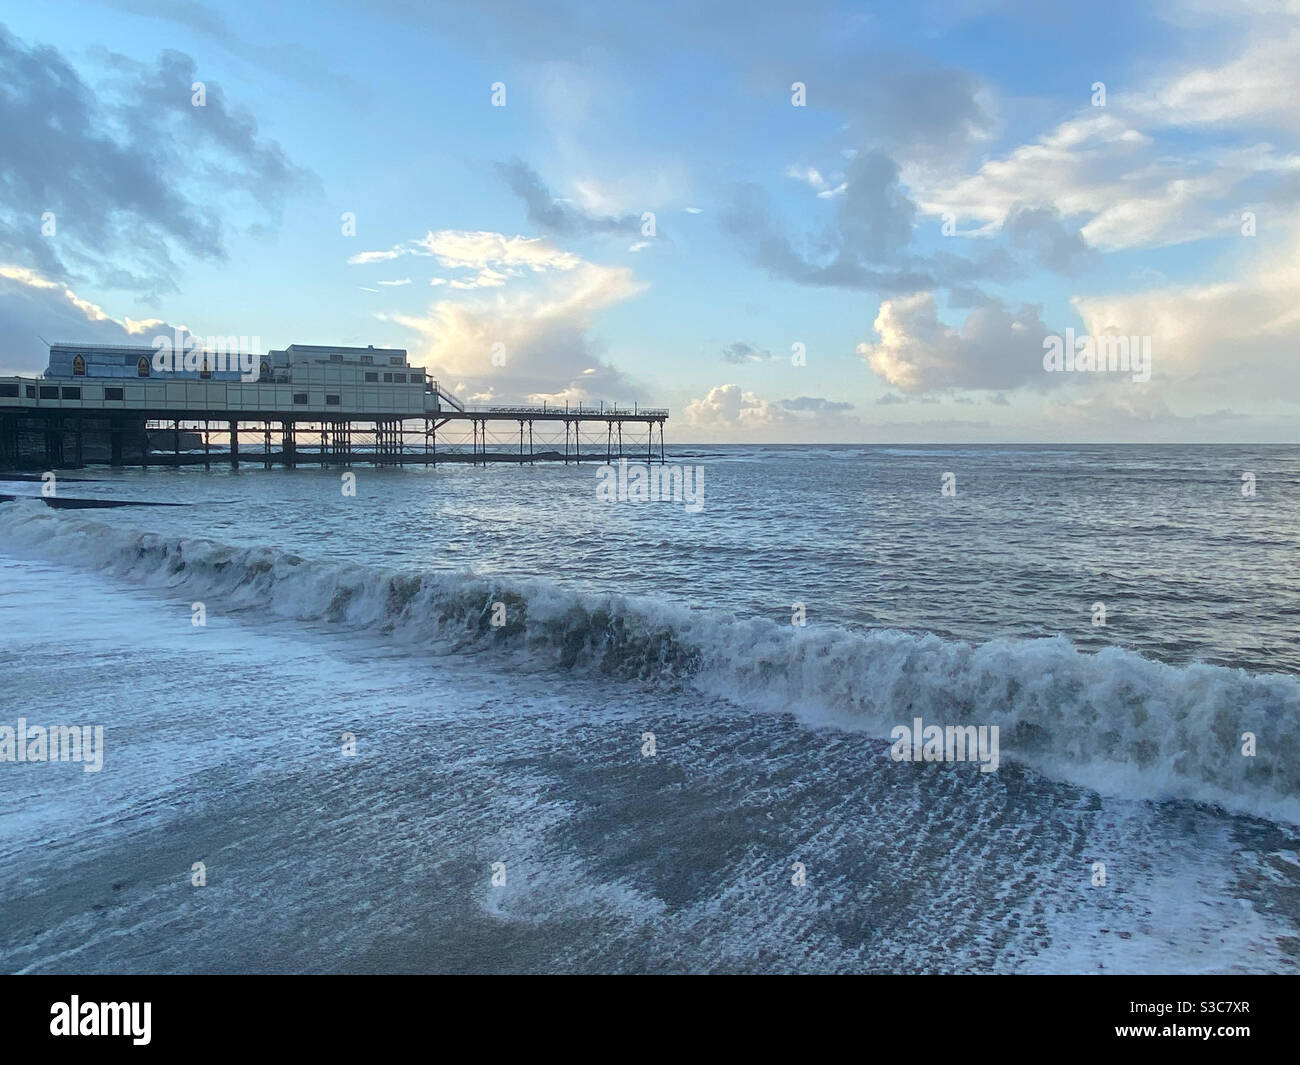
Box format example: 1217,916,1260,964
3,502,1298,823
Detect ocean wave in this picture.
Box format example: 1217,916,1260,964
3,501,1297,823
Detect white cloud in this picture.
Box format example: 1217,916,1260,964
1123,30,1300,132
379,235,647,404
914,114,1193,251
412,230,582,273
347,249,401,265
857,292,1052,394
0,265,58,289
349,231,585,292
1071,227,1300,403
682,384,779,430
681,385,859,438
785,164,846,198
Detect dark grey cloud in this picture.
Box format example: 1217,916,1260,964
92,0,365,95
930,245,1021,286
1003,205,1097,275
723,150,1022,294
721,341,772,364
778,396,854,413
835,151,916,261
946,283,995,309
721,157,933,294
495,158,657,240
0,26,315,299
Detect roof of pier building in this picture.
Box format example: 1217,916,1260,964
45,342,262,382
272,344,408,368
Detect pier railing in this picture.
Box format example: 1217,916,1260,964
448,403,668,417
428,381,465,412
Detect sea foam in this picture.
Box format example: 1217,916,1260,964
3,502,1297,824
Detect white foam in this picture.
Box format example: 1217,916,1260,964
4,502,1297,825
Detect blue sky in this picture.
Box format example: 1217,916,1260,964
1,0,1298,440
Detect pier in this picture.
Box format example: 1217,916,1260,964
431,397,668,467
0,341,668,470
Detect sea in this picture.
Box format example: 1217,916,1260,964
1,443,1298,973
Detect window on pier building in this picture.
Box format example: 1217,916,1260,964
61,387,80,399
259,361,271,382
361,355,373,365
105,387,124,401
326,394,340,406
137,356,150,377
199,359,211,380
293,393,308,405
72,354,86,376
389,356,403,366
364,372,378,382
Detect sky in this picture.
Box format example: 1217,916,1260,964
1,0,1298,442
